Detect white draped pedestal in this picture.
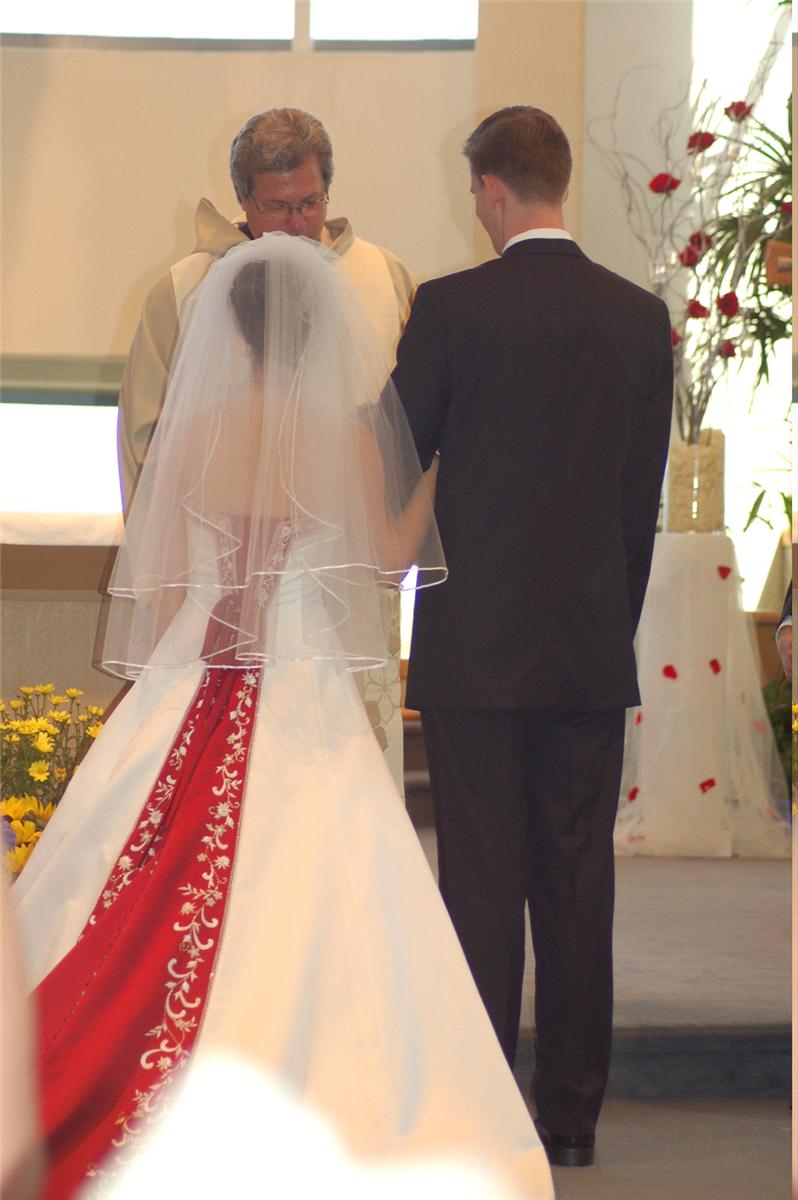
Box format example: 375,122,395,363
615,533,790,858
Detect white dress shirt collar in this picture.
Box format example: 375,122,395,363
502,228,573,253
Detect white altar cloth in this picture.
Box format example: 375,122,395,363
615,533,790,858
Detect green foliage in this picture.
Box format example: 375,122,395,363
744,485,791,532
762,675,792,789
707,104,792,385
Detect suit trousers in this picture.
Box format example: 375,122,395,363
420,705,625,1137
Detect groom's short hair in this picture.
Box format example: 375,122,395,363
464,106,572,205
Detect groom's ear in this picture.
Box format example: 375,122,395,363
482,174,504,210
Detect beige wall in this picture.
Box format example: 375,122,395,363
1,594,123,709
475,0,585,263
1,0,585,362
1,1,587,697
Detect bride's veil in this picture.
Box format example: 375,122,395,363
102,234,446,678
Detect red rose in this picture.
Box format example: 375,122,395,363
781,200,792,217
716,291,739,318
687,131,715,154
689,231,713,253
719,341,736,358
724,101,753,122
686,299,709,318
671,328,683,348
648,172,681,194
678,245,700,267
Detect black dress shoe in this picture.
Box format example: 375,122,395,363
534,1121,595,1167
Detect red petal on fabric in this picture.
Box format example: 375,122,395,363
662,664,678,679
635,712,643,725
709,658,722,674
717,565,731,579
753,719,767,734
627,786,640,801
699,778,717,793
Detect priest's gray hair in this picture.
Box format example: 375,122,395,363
230,108,334,201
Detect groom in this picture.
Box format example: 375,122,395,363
392,106,673,1166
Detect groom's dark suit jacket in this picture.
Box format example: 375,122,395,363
393,239,673,712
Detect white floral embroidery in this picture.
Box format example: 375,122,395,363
89,685,208,926
85,670,257,1183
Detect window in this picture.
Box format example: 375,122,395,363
309,0,478,42
3,0,479,41
1,1,294,39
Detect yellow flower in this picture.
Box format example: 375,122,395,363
33,684,55,695
55,767,67,782
792,702,798,715
0,701,4,713
18,686,34,696
793,719,798,733
9,699,23,711
87,706,105,717
11,819,39,844
6,843,35,874
49,695,68,705
28,761,50,782
49,710,71,724
1,797,37,820
13,717,55,736
13,799,54,823
3,734,21,744
77,714,89,723
65,688,84,699
31,732,55,754
86,723,103,739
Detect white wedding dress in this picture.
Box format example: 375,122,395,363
12,523,553,1200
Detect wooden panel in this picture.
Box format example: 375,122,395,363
1,544,117,591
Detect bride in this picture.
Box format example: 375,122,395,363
11,235,553,1199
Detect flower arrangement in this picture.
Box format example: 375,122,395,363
589,20,791,446
1,684,104,877
761,676,794,791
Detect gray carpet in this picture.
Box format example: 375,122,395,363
414,834,792,1198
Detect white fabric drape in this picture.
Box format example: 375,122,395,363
616,533,790,858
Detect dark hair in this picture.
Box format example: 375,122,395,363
463,106,571,204
230,108,334,202
230,262,267,360
229,258,315,367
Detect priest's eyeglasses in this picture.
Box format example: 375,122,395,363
250,193,329,217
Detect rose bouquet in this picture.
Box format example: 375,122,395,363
1,684,104,877
588,19,791,446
